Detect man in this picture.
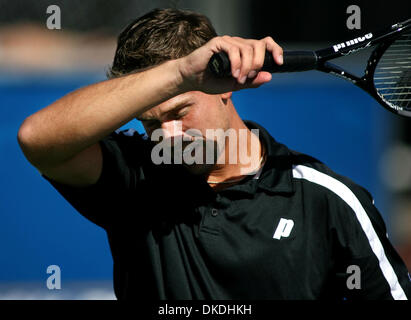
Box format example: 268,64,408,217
18,8,410,299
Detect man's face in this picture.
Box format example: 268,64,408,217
137,91,232,174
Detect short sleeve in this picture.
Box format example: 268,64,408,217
42,129,148,230
329,183,411,300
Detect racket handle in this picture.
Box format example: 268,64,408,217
208,51,318,77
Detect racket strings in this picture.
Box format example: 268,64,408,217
374,30,411,111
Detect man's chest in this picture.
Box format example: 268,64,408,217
134,190,335,299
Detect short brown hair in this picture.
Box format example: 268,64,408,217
107,8,218,78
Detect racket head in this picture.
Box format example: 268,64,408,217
366,20,411,117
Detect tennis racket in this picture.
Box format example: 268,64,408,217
208,18,411,117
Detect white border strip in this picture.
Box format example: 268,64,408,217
292,164,407,300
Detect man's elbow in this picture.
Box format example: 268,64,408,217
17,116,44,167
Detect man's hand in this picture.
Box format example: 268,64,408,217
177,36,284,94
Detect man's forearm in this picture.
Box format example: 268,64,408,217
18,34,284,168
18,60,184,167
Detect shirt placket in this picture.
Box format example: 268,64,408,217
198,193,225,236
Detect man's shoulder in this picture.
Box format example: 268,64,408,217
110,128,149,142
100,129,151,166
286,147,374,205
102,129,150,151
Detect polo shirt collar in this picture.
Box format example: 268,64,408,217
243,120,295,194
169,120,295,196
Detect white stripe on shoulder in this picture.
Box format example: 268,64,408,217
292,164,407,300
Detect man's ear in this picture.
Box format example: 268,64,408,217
220,92,232,101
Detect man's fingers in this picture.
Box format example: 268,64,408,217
263,36,283,66
238,45,254,84
207,36,283,88
227,48,242,78
250,41,266,78
231,71,272,91
228,38,266,84
222,37,255,84
248,71,272,87
229,37,283,82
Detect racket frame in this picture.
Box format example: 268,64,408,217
208,18,411,117
314,19,411,116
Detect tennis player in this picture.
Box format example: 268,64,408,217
18,8,410,299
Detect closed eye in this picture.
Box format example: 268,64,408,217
173,106,191,119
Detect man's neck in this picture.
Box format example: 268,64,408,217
205,121,265,188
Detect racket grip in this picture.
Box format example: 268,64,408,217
208,51,318,77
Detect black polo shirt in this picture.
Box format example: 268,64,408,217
43,120,410,300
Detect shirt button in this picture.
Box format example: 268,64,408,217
211,208,218,217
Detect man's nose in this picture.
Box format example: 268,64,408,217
160,120,185,144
